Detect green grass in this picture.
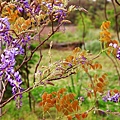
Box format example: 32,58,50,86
2,23,120,120
2,48,120,120
40,27,100,44
2,85,61,120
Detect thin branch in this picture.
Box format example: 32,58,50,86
115,0,120,6
33,52,42,83
111,0,120,41
0,70,75,108
79,12,86,50
85,69,94,89
96,109,120,116
0,109,7,117
0,86,33,108
0,29,19,38
51,1,54,32
47,72,75,82
104,0,108,20
105,52,120,86
33,26,44,83
16,23,63,71
0,81,6,103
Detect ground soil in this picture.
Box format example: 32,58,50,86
40,25,84,50
40,25,77,36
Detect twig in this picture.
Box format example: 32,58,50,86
115,0,120,6
47,72,75,82
111,0,120,41
33,26,44,83
0,109,7,117
105,52,120,86
104,0,108,20
79,12,86,49
16,23,63,71
0,69,75,108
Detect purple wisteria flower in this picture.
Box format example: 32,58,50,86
16,0,31,13
21,34,31,46
55,9,66,22
16,0,41,17
34,4,41,14
0,48,23,94
0,17,10,39
108,43,120,60
0,16,25,107
0,47,23,108
116,47,120,60
41,1,67,22
17,7,24,13
0,17,10,31
103,91,120,103
0,17,13,46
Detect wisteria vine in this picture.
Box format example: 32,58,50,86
0,0,74,109
0,0,120,119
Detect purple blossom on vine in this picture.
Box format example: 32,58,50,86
0,47,23,108
0,17,10,38
116,47,120,60
55,9,66,22
35,5,41,13
0,17,10,31
42,1,67,22
109,43,120,60
0,48,23,92
103,91,120,103
16,0,31,13
21,34,31,46
17,7,24,13
0,16,24,107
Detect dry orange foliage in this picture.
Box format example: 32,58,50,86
2,4,20,23
93,73,108,94
39,88,80,115
67,115,72,120
113,89,119,93
100,21,120,58
82,112,88,118
101,21,110,30
100,21,111,42
89,63,102,70
75,113,81,120
39,88,90,119
63,47,88,67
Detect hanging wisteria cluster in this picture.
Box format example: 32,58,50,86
0,17,25,107
0,0,74,108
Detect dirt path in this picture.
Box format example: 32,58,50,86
40,25,77,36
35,25,82,50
